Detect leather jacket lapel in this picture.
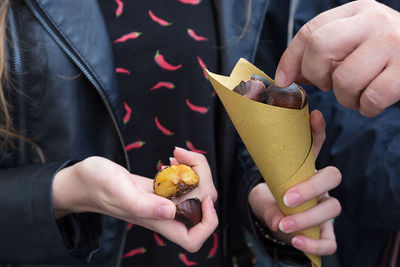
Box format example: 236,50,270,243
26,0,121,122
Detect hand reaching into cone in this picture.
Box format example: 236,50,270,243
248,110,342,256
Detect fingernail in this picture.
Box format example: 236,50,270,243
283,192,300,207
156,205,174,219
169,157,175,163
271,214,281,230
174,146,186,151
275,71,286,86
292,237,305,248
279,219,296,233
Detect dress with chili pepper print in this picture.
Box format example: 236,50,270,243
99,0,221,266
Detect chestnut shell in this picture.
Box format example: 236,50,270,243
265,83,308,109
233,79,267,103
233,74,308,110
175,198,202,229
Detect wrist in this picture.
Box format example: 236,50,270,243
52,162,84,218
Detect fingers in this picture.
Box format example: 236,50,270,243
275,1,361,87
292,221,337,255
173,146,208,167
173,147,217,202
249,183,284,232
283,166,341,208
131,190,176,220
183,195,219,252
331,38,389,110
279,195,341,234
148,195,218,253
310,110,326,158
300,15,367,92
359,64,400,117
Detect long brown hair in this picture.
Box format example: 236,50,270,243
0,0,45,162
0,0,12,150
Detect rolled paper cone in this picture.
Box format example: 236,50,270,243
205,58,320,267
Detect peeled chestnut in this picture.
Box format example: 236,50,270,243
153,164,199,199
175,198,202,229
265,83,308,109
233,74,308,109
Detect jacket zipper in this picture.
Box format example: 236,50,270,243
7,4,30,163
24,0,130,172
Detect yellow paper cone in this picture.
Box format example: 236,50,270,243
206,58,320,267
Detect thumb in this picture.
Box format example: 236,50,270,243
134,193,176,220
310,109,326,159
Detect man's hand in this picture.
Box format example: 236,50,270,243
276,0,400,117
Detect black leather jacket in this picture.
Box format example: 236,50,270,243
1,0,299,266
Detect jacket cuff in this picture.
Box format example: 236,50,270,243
33,160,101,263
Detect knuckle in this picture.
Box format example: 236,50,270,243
197,153,207,162
329,241,338,255
368,8,392,26
211,190,218,203
297,22,315,43
332,68,352,93
362,88,385,114
328,198,342,218
186,242,201,253
130,198,146,218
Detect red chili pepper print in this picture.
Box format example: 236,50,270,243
186,141,207,154
179,253,198,266
206,232,218,259
155,116,175,136
125,141,146,151
123,102,132,124
178,0,202,5
151,81,175,91
126,223,133,230
153,232,167,246
113,32,142,44
156,160,167,172
116,67,131,75
148,10,172,26
154,50,182,71
197,56,208,79
186,98,209,114
187,28,208,41
115,0,124,17
122,247,146,258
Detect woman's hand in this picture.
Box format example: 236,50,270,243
248,110,342,255
276,0,400,117
52,147,218,252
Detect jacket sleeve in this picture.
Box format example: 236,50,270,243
307,88,400,230
0,161,101,264
234,138,310,264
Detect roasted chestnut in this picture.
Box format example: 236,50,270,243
233,78,267,103
153,164,199,199
265,83,308,109
233,75,308,109
175,198,202,229
250,74,272,87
